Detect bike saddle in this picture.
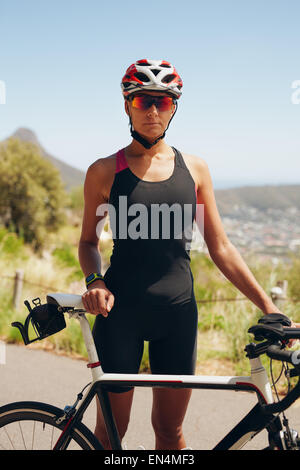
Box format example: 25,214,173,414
46,293,85,310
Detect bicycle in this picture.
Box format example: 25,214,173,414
1,292,300,450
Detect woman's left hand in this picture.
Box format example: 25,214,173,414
287,320,300,348
265,309,300,347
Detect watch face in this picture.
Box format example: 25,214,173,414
86,274,95,282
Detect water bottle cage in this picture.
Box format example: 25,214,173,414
11,297,66,345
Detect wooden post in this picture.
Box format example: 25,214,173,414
271,280,288,309
13,269,24,310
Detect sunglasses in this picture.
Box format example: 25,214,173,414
130,94,175,111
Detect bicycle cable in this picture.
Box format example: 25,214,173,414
270,358,295,447
57,381,92,425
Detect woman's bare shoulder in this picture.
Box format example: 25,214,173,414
85,153,117,201
88,152,117,176
181,152,211,190
183,152,209,170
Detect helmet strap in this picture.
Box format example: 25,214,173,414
128,101,178,149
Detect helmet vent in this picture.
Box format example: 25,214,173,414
162,74,176,84
151,69,160,76
134,72,150,82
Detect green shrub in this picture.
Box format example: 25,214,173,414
0,227,27,259
0,138,67,250
52,243,83,282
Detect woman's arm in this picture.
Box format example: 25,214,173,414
194,157,280,314
78,163,104,277
78,161,115,317
208,241,280,313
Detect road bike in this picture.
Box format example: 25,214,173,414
1,292,300,450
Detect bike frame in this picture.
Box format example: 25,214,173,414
55,311,284,450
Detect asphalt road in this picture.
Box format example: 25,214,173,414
1,343,300,450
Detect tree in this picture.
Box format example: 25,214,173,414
0,137,67,249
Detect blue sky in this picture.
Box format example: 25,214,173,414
0,0,299,188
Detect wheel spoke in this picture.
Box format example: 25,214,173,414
31,420,36,450
50,424,55,450
19,421,26,449
4,426,15,449
0,405,99,450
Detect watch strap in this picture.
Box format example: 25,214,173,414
85,272,104,288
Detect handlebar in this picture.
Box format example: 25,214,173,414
282,328,300,340
266,343,300,367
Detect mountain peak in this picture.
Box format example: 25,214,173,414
3,127,85,189
12,127,40,146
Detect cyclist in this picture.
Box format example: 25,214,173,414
78,59,288,450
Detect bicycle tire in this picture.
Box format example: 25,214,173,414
0,401,103,450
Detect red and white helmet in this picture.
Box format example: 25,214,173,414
121,59,183,99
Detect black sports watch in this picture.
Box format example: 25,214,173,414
85,273,104,289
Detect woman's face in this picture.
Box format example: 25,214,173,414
125,91,176,143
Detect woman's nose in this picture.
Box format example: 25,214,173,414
147,104,158,117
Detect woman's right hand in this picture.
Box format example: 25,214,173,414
82,280,115,317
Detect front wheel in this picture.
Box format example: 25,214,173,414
0,401,103,450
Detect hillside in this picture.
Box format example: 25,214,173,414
215,185,300,215
4,128,85,189
2,128,299,211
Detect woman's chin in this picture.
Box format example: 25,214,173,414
138,128,163,141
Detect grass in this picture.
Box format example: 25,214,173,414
0,223,300,393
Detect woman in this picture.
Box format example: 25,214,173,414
78,59,287,450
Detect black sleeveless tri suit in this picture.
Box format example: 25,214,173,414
93,147,198,391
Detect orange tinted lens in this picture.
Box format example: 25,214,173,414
131,95,173,111
156,96,174,111
131,96,149,109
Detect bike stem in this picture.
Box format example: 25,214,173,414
249,357,274,404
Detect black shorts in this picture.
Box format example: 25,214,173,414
92,296,198,393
